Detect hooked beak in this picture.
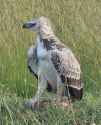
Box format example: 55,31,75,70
22,22,36,29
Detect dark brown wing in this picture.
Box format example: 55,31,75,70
50,46,83,100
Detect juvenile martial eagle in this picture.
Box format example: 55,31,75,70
23,16,83,109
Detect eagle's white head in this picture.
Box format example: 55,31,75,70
23,16,55,39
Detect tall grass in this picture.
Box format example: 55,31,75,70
0,0,101,124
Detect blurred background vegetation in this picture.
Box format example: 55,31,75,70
0,0,101,124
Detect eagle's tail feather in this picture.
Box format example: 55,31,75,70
63,85,83,100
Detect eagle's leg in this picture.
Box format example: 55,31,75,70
56,80,64,102
25,74,47,110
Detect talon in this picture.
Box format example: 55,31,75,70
24,100,35,111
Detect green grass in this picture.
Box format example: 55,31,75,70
0,0,101,124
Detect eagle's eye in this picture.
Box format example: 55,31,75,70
30,23,36,27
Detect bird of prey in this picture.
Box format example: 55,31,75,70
23,16,83,109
